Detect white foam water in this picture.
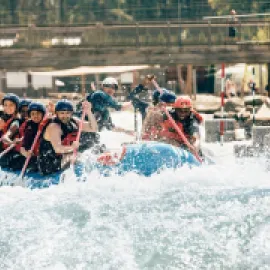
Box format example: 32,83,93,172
0,111,269,269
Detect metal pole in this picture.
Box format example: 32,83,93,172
203,13,270,21
134,107,139,141
81,74,86,98
252,67,256,126
178,0,181,46
220,63,225,146
192,68,197,100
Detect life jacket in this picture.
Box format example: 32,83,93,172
160,118,186,143
17,118,49,156
38,117,79,157
1,115,21,150
159,110,201,144
2,115,18,135
53,117,79,146
142,126,160,141
14,120,28,152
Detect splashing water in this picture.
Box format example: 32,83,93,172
0,112,270,269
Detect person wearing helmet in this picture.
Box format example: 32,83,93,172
142,89,176,141
86,76,132,131
160,97,203,150
18,99,32,123
142,95,203,151
0,93,20,148
0,93,25,170
37,99,97,175
16,102,47,172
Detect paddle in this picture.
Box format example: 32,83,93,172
152,79,203,163
58,105,88,183
71,104,87,166
0,144,16,159
18,116,49,180
113,126,135,137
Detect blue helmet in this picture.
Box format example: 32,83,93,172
2,93,20,109
28,102,46,115
19,99,32,112
55,99,73,112
152,89,176,105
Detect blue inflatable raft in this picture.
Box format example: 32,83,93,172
0,142,200,189
96,141,200,176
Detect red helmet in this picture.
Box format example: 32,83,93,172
172,97,192,109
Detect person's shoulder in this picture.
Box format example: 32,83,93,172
47,122,61,131
91,89,104,95
91,90,109,99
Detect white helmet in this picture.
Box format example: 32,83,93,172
102,77,118,90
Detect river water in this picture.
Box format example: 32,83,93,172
0,112,270,270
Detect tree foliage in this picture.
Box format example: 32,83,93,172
0,0,269,25
207,0,270,15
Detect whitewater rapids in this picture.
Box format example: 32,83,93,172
0,111,269,270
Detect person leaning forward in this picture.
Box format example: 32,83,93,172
37,99,97,175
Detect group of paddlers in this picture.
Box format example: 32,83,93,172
0,74,203,176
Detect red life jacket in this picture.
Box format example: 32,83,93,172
56,118,79,146
14,120,28,152
142,126,160,141
62,132,78,146
17,118,50,156
2,116,16,135
159,119,186,143
1,116,21,150
32,118,51,156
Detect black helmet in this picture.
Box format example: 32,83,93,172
19,99,32,112
28,102,46,115
2,93,20,109
55,99,73,112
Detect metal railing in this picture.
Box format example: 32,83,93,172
0,21,269,49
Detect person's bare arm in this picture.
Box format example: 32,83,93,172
2,121,20,145
44,123,79,154
80,101,98,132
20,147,30,157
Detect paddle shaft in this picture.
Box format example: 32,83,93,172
19,116,49,179
220,63,225,146
152,79,202,163
0,144,16,159
71,106,87,165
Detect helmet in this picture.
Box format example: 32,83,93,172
19,99,32,112
55,99,74,112
152,89,176,105
172,97,192,109
102,77,118,90
160,90,177,104
28,102,46,115
2,93,20,109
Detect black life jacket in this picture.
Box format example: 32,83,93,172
39,117,79,158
